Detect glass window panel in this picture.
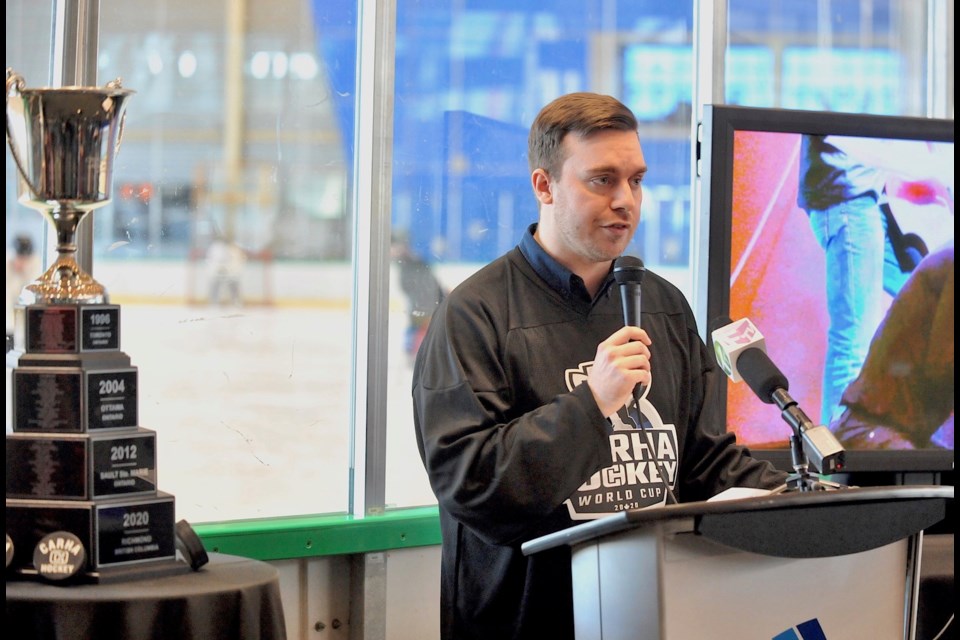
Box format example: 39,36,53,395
384,0,697,508
781,47,902,114
728,0,933,117
4,0,359,523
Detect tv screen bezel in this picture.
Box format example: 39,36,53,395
698,104,954,476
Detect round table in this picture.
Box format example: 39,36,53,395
6,552,287,640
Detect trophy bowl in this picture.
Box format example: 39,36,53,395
6,68,135,305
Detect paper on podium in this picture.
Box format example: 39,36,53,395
707,486,773,502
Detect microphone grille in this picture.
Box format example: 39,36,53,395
737,348,789,404
613,255,645,285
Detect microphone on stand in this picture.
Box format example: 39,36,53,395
711,318,845,476
612,256,677,504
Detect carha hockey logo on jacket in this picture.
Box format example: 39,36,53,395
563,361,678,520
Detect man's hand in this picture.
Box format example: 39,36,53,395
587,326,651,417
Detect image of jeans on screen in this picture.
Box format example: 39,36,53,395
805,193,908,426
797,134,952,427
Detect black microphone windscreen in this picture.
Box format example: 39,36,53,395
737,348,789,404
614,256,645,285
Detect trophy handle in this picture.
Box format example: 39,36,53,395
5,68,44,200
106,77,128,153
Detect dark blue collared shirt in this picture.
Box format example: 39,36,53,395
517,223,616,307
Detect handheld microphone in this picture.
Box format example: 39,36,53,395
614,255,646,401
613,255,644,327
613,256,676,505
711,318,845,475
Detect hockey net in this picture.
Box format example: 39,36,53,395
186,246,274,307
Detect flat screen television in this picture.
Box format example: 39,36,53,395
697,104,954,479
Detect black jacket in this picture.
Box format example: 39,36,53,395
413,236,785,640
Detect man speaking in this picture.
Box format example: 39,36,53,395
412,92,785,639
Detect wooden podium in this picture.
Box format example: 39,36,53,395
522,485,953,640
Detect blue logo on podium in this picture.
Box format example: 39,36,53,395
773,618,827,640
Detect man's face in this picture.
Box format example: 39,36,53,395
533,129,647,269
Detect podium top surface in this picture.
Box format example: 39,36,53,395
522,485,953,558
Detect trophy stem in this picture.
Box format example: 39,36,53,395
19,203,108,305
50,203,84,257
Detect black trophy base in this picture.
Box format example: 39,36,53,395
6,492,177,579
6,428,158,500
7,348,131,370
13,303,122,355
10,356,138,433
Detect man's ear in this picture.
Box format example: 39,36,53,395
531,168,553,205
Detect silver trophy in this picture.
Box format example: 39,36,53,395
5,68,134,304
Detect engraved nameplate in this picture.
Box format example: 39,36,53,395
12,366,138,433
6,429,157,499
6,493,177,576
22,305,121,354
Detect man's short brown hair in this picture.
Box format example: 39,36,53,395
527,92,639,177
